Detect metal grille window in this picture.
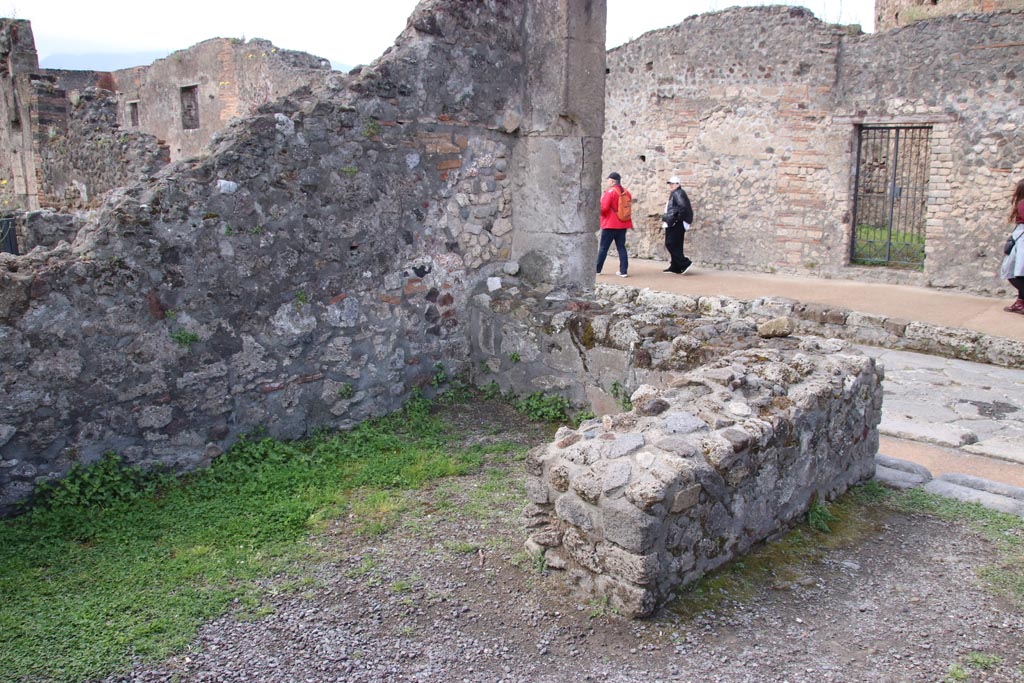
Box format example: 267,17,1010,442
1,216,19,255
851,125,931,269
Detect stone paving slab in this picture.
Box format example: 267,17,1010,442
878,414,978,448
963,436,1024,466
860,346,1024,460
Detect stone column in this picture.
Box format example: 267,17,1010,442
0,19,41,212
511,0,606,291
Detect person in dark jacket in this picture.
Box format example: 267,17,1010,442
661,175,693,274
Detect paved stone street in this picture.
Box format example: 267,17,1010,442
622,259,1024,516
863,346,1024,466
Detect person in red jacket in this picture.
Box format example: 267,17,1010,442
597,172,633,277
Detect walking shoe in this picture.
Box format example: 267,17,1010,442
1006,298,1024,313
616,272,628,278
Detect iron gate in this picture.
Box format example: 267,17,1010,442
851,125,931,269
0,216,17,256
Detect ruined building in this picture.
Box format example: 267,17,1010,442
604,5,1024,296
0,18,333,219
0,0,604,516
875,0,1024,30
0,1,1017,614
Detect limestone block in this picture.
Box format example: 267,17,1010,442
549,463,574,492
524,476,550,505
671,484,703,513
602,459,632,494
624,474,669,511
562,526,601,572
555,492,598,533
136,406,173,430
571,468,603,504
0,425,16,448
599,544,659,585
594,574,657,619
757,316,794,338
607,432,644,458
663,411,708,435
601,495,660,554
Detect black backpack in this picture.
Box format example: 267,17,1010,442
1005,233,1019,255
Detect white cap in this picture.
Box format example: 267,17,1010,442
667,176,681,184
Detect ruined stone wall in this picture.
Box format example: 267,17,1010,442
0,0,604,515
836,10,1024,291
604,8,854,281
0,19,39,212
32,84,170,210
112,38,333,162
604,7,1024,296
468,277,881,616
875,0,1024,30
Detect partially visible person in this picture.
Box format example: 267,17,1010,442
597,172,632,278
661,175,693,274
1001,179,1024,314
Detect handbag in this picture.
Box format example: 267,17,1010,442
1005,234,1019,256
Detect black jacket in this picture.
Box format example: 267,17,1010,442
663,186,693,229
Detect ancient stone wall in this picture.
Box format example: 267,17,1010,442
0,19,39,212
32,84,170,210
837,10,1024,292
111,38,334,162
0,0,605,515
468,276,881,616
875,0,1024,30
604,7,1024,296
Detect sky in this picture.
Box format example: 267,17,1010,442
6,0,876,72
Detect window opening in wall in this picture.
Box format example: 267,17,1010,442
180,85,199,130
128,101,139,127
851,125,931,270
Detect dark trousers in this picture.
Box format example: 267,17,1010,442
1010,276,1024,299
665,226,691,273
596,229,628,274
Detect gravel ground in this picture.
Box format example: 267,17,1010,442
107,402,1024,683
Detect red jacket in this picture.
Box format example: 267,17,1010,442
600,185,633,229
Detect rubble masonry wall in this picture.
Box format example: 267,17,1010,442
604,7,1024,296
468,277,882,616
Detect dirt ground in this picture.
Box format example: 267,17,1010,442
108,400,1024,683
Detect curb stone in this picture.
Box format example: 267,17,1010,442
876,456,1024,518
874,455,932,489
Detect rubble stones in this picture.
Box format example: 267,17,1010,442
500,284,884,615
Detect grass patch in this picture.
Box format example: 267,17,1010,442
0,392,493,682
851,224,925,269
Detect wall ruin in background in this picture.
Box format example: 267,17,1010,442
111,38,334,163
874,0,1024,30
0,0,606,515
604,7,1024,296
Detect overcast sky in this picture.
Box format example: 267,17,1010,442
6,0,876,71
